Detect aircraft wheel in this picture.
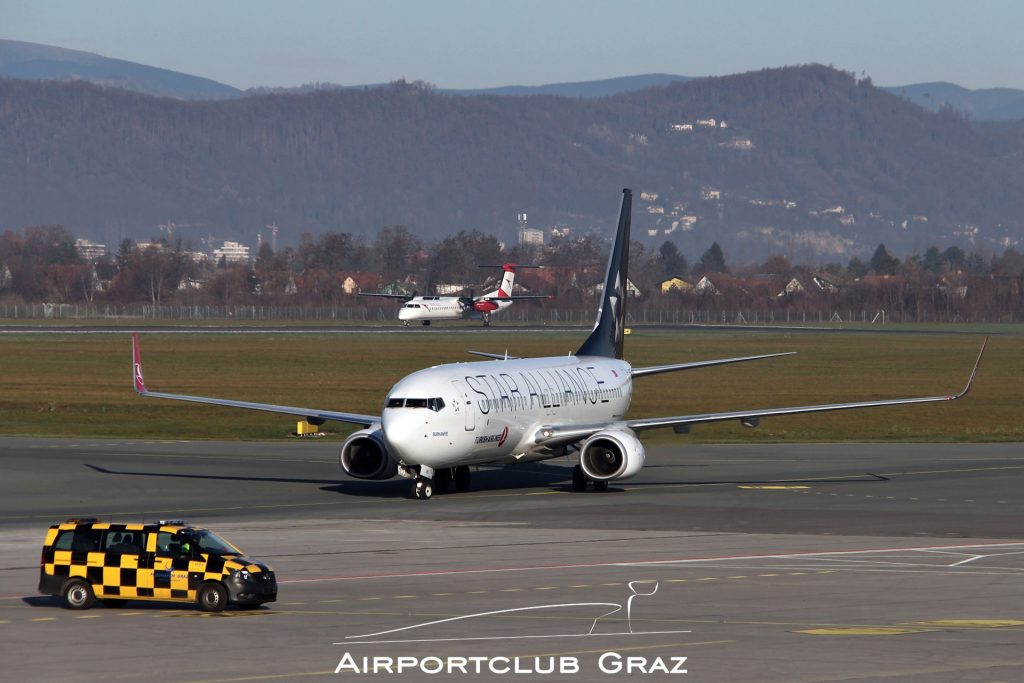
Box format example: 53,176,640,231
422,320,431,326
413,477,433,500
454,466,471,492
593,480,610,492
433,468,452,492
571,465,587,492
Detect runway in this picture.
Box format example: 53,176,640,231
2,438,1023,681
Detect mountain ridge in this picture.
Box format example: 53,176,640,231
3,64,1023,261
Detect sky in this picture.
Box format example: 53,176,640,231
2,0,1023,90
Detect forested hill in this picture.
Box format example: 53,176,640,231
2,65,1023,259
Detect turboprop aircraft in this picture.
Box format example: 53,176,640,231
359,263,547,326
132,189,987,500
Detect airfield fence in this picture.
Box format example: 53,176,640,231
0,302,966,325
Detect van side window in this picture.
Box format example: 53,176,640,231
103,530,147,554
53,531,74,551
56,529,101,553
156,531,176,554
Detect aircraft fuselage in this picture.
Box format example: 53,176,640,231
381,355,632,469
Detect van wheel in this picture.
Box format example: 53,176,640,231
62,579,95,610
197,582,227,612
101,599,128,608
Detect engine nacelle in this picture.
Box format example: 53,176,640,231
578,429,646,481
340,429,399,480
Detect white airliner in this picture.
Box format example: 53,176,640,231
132,189,986,499
359,264,546,326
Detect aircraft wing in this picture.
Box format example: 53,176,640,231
477,295,550,302
534,338,986,446
358,292,413,301
632,351,796,378
131,334,378,427
466,350,522,360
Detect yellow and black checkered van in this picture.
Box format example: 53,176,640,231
38,519,277,611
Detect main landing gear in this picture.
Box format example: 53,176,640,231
571,464,609,492
410,465,472,500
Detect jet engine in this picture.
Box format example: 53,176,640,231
578,429,646,481
340,429,399,480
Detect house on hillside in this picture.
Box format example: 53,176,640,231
342,272,383,295
659,277,692,294
777,277,805,297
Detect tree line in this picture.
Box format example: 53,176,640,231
1,223,1022,322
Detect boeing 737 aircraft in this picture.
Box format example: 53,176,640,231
359,264,546,326
132,189,986,499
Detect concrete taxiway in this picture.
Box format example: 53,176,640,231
1,437,1023,682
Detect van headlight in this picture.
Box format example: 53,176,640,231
231,568,251,581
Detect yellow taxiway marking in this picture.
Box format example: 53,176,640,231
357,597,381,601
600,582,623,586
535,587,557,590
31,617,56,622
393,595,416,599
737,485,810,490
319,599,345,604
467,590,488,594
500,588,524,592
797,627,936,636
431,592,454,596
906,620,1024,628
75,615,102,619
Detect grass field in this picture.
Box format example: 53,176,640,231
0,329,1018,443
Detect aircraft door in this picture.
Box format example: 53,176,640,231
451,379,475,431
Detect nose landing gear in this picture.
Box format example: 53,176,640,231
409,465,472,500
412,477,433,499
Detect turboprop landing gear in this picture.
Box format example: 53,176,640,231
421,320,431,326
571,464,609,492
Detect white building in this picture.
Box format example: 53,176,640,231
212,241,251,263
518,227,545,246
75,239,107,261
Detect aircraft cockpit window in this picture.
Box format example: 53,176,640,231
386,398,404,408
427,398,445,412
405,398,428,409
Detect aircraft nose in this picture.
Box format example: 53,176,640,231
382,410,442,467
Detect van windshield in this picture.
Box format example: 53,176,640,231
184,530,240,556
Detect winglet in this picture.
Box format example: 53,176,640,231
131,333,148,395
953,336,988,399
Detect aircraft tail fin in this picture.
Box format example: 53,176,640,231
576,189,631,359
497,265,516,297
